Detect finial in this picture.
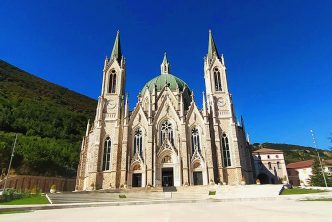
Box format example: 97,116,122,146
161,52,170,74
85,119,90,137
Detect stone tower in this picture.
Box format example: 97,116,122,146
75,30,254,191
204,30,253,184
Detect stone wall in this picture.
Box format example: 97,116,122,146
0,175,75,192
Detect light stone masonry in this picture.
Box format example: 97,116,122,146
75,30,254,190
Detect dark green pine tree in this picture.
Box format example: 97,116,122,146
310,158,331,187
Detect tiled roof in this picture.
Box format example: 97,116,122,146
287,160,314,169
252,148,283,154
287,159,332,169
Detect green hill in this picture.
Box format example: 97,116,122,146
1,60,330,179
251,143,332,164
0,60,96,178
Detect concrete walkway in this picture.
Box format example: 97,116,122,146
1,192,332,213
1,199,331,222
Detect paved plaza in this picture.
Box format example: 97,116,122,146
1,200,331,222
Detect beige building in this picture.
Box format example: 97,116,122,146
75,31,254,190
287,159,332,186
252,148,288,184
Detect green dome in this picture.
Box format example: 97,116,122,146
141,73,190,94
140,73,192,109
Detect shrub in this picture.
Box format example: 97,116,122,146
0,189,23,203
30,185,39,194
119,194,126,198
208,191,216,195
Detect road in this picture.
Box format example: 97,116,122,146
1,200,331,222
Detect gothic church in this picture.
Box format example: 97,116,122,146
76,31,254,190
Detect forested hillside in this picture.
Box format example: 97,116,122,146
0,60,330,179
251,143,332,164
0,60,96,178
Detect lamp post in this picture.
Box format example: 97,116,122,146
2,134,18,192
310,130,328,187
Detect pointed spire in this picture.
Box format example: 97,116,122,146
124,94,129,118
161,52,170,74
202,92,208,119
163,52,168,63
110,31,122,64
103,56,108,70
85,119,90,137
208,30,220,59
148,93,152,123
180,93,184,122
221,53,225,65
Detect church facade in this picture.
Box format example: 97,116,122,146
75,31,254,190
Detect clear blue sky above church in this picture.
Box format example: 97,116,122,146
0,0,331,149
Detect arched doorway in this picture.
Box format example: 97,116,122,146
132,164,142,187
161,155,173,187
257,173,269,184
192,162,203,185
128,162,145,188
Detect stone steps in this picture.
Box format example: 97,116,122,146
48,185,283,204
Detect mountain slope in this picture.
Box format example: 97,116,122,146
251,143,332,164
1,60,330,179
0,60,96,177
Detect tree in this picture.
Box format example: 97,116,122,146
309,158,331,187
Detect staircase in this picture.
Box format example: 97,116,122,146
47,185,283,204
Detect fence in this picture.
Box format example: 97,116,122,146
0,175,75,192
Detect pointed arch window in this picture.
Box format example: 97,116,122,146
102,137,111,171
160,120,174,145
222,133,231,167
214,67,222,91
134,128,143,157
268,162,272,170
191,128,201,154
108,69,117,93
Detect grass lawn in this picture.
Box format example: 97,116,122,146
0,210,31,214
1,195,49,205
304,198,332,201
281,187,327,195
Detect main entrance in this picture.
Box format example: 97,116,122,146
132,173,142,187
162,167,173,187
193,171,203,185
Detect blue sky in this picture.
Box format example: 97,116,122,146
0,0,331,149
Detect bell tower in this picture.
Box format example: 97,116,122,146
204,30,234,122
96,31,126,126
204,30,244,184
91,31,126,189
